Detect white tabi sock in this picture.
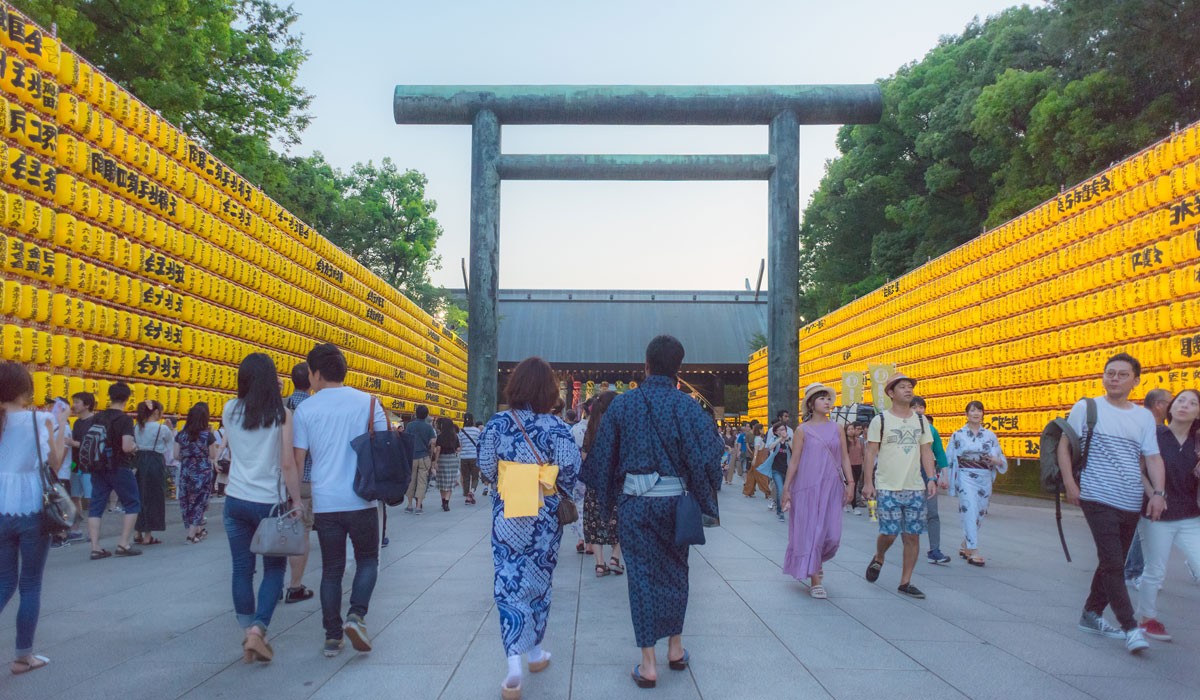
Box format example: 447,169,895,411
505,654,522,687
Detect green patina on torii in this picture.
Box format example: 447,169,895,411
393,85,883,421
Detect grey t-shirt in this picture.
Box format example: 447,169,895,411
407,418,436,458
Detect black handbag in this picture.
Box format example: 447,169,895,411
34,410,77,535
639,394,706,547
350,397,413,506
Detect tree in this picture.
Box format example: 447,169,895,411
20,0,311,168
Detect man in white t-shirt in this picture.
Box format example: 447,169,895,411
293,343,388,659
861,374,937,599
1058,353,1166,655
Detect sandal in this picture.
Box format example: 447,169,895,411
115,545,142,557
631,664,656,688
668,649,690,670
133,536,145,545
143,536,162,546
243,628,273,663
576,541,586,554
967,556,986,567
11,655,49,675
90,549,112,560
196,528,208,541
810,584,828,599
595,564,611,577
609,557,625,575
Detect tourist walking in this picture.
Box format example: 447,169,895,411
458,412,481,505
283,362,315,604
912,397,951,564
763,422,792,522
434,417,461,512
0,362,65,675
1058,353,1165,654
861,374,937,598
293,343,387,658
781,384,855,598
742,421,771,499
132,400,172,546
845,422,866,514
944,401,1006,566
581,336,724,689
175,402,219,544
1124,388,1173,586
85,382,142,559
213,420,230,498
404,405,437,515
477,356,581,700
581,391,622,576
1134,389,1200,642
222,353,303,663
570,399,591,554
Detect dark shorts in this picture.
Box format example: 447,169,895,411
88,468,141,517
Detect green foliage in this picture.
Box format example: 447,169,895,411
800,0,1200,319
723,384,748,413
748,332,768,354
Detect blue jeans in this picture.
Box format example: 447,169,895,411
314,508,379,640
0,514,50,656
770,470,786,515
926,492,941,551
1124,531,1144,580
223,496,287,631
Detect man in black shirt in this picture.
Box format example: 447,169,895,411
85,383,142,559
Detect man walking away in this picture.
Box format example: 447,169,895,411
283,362,315,604
1059,353,1165,655
861,375,937,598
404,405,437,515
293,344,389,658
458,413,482,505
581,335,724,688
85,383,142,559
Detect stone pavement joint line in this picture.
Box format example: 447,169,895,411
3,487,1199,699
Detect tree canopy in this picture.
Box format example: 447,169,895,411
799,0,1200,322
19,0,454,315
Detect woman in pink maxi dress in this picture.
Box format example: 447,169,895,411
781,384,855,598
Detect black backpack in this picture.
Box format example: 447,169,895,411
77,415,114,474
1039,398,1097,562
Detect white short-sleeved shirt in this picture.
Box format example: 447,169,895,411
293,386,387,514
0,410,52,515
1069,398,1160,512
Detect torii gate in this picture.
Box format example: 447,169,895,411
393,85,883,422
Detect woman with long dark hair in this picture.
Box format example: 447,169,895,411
222,353,302,664
175,402,219,543
433,417,461,512
478,357,580,699
132,400,171,545
582,391,622,576
0,361,65,675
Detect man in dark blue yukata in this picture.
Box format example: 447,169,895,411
581,335,724,689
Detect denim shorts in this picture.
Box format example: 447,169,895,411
70,471,92,499
88,468,141,517
877,489,926,536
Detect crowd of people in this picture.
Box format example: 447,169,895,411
0,342,1196,692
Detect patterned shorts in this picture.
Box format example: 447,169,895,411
877,489,927,536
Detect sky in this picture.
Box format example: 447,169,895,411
284,0,1041,292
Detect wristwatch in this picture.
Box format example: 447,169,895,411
1152,490,1167,498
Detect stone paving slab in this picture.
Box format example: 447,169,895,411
3,482,1200,699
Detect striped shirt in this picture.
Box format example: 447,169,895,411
1069,398,1159,512
458,425,481,460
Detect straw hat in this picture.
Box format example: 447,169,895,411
802,383,837,419
884,373,918,394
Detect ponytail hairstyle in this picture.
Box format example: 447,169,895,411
582,391,618,454
0,361,34,441
136,400,154,428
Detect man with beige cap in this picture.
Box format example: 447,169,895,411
861,374,938,598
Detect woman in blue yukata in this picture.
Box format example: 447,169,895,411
581,335,724,689
478,356,581,700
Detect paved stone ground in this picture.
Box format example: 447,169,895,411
3,481,1200,700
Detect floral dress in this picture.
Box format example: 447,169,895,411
175,429,216,528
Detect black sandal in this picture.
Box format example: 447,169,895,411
90,549,112,560
115,545,142,557
609,557,625,575
632,664,656,688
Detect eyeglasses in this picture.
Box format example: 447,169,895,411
1103,370,1134,379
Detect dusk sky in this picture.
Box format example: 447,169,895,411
284,0,1040,291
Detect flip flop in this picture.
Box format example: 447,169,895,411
668,649,690,670
631,664,656,688
10,655,49,675
115,545,142,557
143,537,162,545
90,549,112,560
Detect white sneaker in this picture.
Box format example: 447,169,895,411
853,508,862,516
1125,627,1149,654
1078,611,1124,639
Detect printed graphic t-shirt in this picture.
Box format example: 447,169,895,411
867,410,933,491
1069,397,1159,512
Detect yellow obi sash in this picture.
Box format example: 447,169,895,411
496,461,560,518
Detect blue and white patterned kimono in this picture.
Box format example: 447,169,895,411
580,375,724,648
478,408,581,657
946,423,1006,550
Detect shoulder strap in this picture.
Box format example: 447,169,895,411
509,410,545,465
639,391,682,474
1081,397,1097,465
367,396,378,436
